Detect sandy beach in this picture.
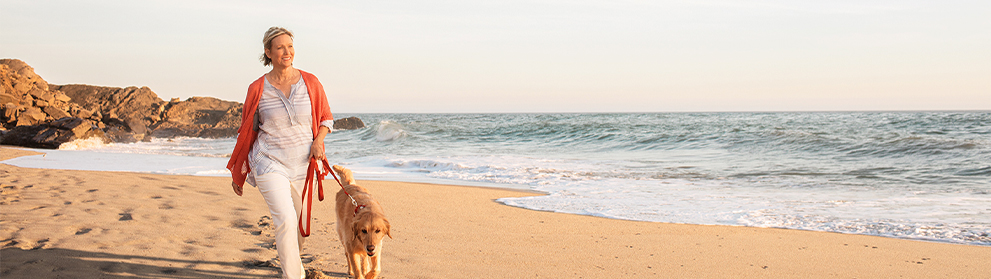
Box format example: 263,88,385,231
1,146,988,278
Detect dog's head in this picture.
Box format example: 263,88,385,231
352,210,392,256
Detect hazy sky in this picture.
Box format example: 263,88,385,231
2,0,989,113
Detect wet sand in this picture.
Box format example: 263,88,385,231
1,146,988,278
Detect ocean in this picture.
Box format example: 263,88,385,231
5,112,990,245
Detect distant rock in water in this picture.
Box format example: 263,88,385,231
0,59,362,149
333,116,365,130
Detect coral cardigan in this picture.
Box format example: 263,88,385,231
227,70,333,187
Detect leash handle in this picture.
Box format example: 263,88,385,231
299,157,330,237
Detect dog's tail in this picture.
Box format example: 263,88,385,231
332,165,357,186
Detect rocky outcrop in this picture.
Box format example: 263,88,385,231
50,84,165,142
1,60,82,127
0,59,107,147
333,116,365,130
0,59,364,149
1,117,104,149
150,97,242,138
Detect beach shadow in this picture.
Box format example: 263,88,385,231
0,247,278,278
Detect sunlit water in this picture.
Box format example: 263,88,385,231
5,112,990,245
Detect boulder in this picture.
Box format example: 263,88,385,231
1,103,21,124
0,117,105,149
73,108,94,119
333,116,366,130
54,91,71,102
0,91,17,105
43,105,71,120
28,87,53,103
17,107,46,126
49,117,93,138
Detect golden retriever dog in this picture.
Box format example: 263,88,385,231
332,165,391,279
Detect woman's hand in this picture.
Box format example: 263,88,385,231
310,139,326,160
311,126,330,161
232,181,243,196
232,163,247,196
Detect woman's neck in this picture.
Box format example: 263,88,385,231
269,65,297,80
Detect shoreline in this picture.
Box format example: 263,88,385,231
2,145,988,248
2,146,990,278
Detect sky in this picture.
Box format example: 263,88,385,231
2,0,989,113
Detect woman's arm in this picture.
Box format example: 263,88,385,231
310,125,330,160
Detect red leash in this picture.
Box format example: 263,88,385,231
299,158,330,237
298,158,362,237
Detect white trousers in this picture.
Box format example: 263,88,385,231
254,172,306,279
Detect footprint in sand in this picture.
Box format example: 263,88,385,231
301,254,317,263
75,228,92,235
119,212,133,221
258,216,272,228
258,241,276,250
246,259,279,269
31,238,50,250
231,219,254,229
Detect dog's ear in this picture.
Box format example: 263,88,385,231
384,218,392,239
352,220,361,241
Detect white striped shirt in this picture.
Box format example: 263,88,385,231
247,76,332,186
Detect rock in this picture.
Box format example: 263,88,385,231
18,94,32,107
17,107,46,126
53,84,163,127
150,96,241,138
0,117,105,149
102,118,139,143
0,91,17,105
49,117,93,138
28,87,53,103
196,128,237,138
54,91,71,102
52,84,164,141
333,116,366,130
2,103,21,124
73,108,92,119
43,105,71,120
0,59,48,94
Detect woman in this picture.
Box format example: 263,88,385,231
227,26,333,279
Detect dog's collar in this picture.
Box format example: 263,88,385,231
354,205,366,216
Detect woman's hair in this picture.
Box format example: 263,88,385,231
259,27,294,66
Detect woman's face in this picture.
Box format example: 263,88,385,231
265,34,294,68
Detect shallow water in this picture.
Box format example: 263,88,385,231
6,112,990,245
